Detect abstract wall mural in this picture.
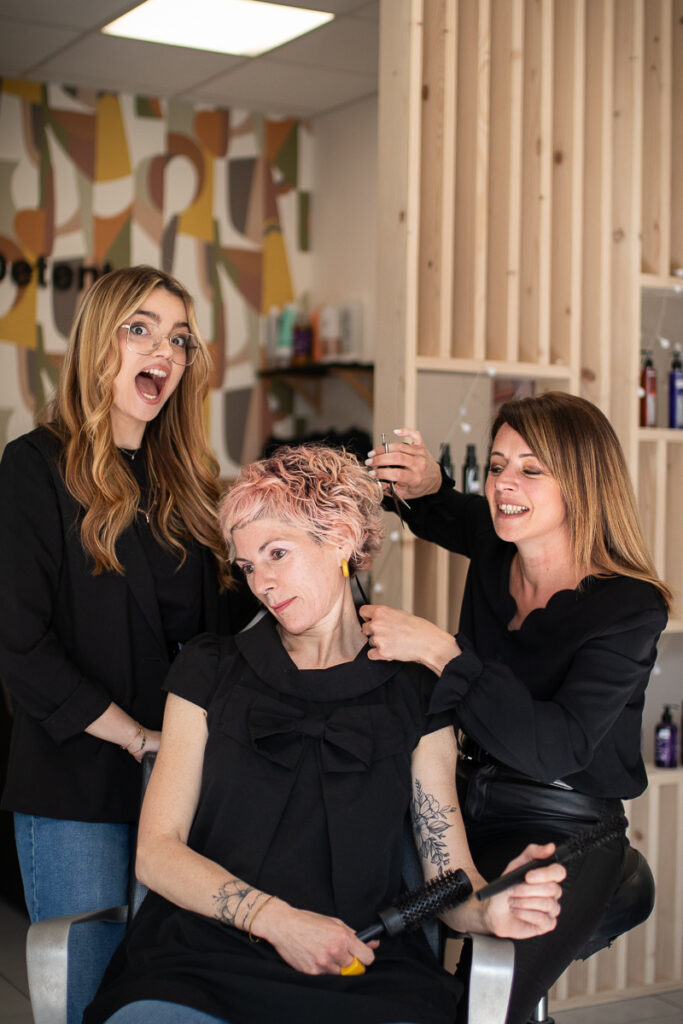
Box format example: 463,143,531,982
0,78,311,476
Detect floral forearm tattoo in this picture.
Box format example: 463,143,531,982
411,777,457,873
212,879,261,929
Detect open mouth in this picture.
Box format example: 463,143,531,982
135,367,168,402
498,503,529,516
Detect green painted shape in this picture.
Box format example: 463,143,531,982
298,191,310,252
105,217,131,269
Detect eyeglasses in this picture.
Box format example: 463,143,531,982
119,320,199,366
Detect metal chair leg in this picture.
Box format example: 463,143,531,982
527,993,554,1024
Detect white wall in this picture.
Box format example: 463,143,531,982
310,93,378,363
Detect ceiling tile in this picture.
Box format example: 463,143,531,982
0,22,80,74
0,1,140,30
272,0,376,14
32,34,245,95
188,58,376,116
269,16,378,75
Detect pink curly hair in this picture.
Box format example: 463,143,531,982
219,445,384,573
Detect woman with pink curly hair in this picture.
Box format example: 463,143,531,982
86,445,564,1024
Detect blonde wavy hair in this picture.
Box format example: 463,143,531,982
43,264,232,586
491,391,671,610
219,445,384,575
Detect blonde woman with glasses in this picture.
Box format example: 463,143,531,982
0,265,257,1024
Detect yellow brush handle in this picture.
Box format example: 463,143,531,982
340,956,366,976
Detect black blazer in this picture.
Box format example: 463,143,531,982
0,427,257,822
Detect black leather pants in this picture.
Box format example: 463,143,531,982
454,758,626,1024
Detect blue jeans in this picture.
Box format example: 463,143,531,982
14,814,134,1024
105,1006,416,1024
106,1003,228,1023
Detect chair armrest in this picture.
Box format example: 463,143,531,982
467,933,515,1024
27,905,127,1024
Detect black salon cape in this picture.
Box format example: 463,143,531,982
400,476,668,798
85,615,462,1024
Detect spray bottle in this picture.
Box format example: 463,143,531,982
462,445,481,494
654,704,679,768
640,349,657,427
669,345,683,429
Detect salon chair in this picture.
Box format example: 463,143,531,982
527,844,655,1024
26,753,515,1024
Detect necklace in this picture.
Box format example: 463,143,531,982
137,486,157,526
118,446,140,461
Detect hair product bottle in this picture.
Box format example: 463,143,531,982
654,704,678,768
439,442,454,479
669,346,683,429
640,349,657,427
462,444,481,494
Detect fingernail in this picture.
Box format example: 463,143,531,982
364,457,373,465
393,429,402,434
368,470,376,478
367,450,376,458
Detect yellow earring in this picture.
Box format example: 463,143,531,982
341,558,350,579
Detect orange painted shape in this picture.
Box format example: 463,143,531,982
265,118,297,162
13,210,47,256
194,110,230,157
93,208,132,262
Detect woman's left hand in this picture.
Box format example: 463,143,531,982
359,604,460,676
478,843,565,940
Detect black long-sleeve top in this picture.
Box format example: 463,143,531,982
401,475,668,799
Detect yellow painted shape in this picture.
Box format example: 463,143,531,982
261,224,293,313
0,277,38,349
1,79,43,102
95,95,131,181
177,147,214,242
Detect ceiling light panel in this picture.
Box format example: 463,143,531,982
102,0,333,57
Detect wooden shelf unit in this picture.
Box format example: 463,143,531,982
374,0,683,1007
375,0,682,628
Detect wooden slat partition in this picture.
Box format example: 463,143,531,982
608,0,642,467
581,0,613,411
672,0,683,273
418,0,448,358
486,0,523,362
550,0,584,376
642,0,672,276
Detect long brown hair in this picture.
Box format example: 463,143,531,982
43,265,232,586
491,391,671,610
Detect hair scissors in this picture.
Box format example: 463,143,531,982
381,433,410,528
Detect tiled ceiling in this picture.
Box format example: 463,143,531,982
0,0,379,117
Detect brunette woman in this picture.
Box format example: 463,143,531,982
363,392,670,1024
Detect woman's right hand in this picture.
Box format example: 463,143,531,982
253,898,377,976
365,428,442,502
